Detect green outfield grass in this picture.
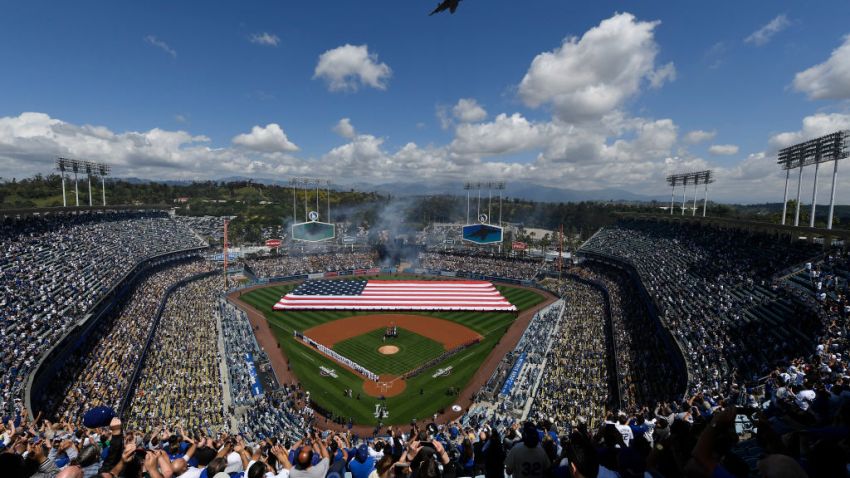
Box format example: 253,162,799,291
238,279,546,425
333,328,445,375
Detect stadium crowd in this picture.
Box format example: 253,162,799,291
3,388,833,478
45,260,213,425
237,385,314,443
0,211,205,417
220,301,268,407
570,267,680,410
580,221,820,398
126,275,227,432
417,253,542,280
528,280,610,431
484,302,564,418
246,253,377,278
173,216,228,243
9,212,850,476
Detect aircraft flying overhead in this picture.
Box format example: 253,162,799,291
430,0,462,16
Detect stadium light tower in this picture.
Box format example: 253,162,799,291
667,171,714,217
85,161,94,207
58,158,111,208
464,182,470,223
97,163,110,205
667,175,677,215
56,158,67,207
700,171,714,217
71,160,80,206
493,181,506,225
778,130,849,229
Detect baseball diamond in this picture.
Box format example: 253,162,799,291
329,327,448,375
235,279,549,425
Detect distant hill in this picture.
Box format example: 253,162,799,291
345,180,667,203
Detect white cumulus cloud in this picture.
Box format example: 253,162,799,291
793,34,850,100
232,123,299,153
450,113,550,158
333,118,356,139
769,113,850,149
683,130,716,144
314,44,392,92
452,98,487,123
708,144,739,155
518,12,674,122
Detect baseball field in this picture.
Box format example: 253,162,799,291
237,278,546,425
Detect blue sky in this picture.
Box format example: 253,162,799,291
1,0,850,202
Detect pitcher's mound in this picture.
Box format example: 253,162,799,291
378,345,399,355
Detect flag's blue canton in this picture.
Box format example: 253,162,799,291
290,280,367,296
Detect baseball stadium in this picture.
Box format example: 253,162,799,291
5,2,850,478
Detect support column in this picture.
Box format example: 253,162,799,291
692,180,698,216
781,168,790,225
794,165,804,227
670,183,675,215
810,161,820,228
88,175,93,207
681,180,687,216
466,190,470,224
101,176,106,206
74,172,79,207
61,173,67,207
703,181,709,217
828,159,839,230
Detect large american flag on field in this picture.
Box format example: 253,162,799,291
272,280,517,311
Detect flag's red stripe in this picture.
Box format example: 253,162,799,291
366,280,493,285
279,298,510,303
274,303,516,310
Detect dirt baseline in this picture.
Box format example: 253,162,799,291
302,314,483,350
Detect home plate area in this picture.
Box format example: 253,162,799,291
298,314,482,397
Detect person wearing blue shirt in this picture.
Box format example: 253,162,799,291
349,444,375,478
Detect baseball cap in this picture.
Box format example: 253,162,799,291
355,444,369,462
82,406,115,429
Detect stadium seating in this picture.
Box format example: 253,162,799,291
7,213,850,478
579,220,821,397
0,211,204,418
418,252,542,280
